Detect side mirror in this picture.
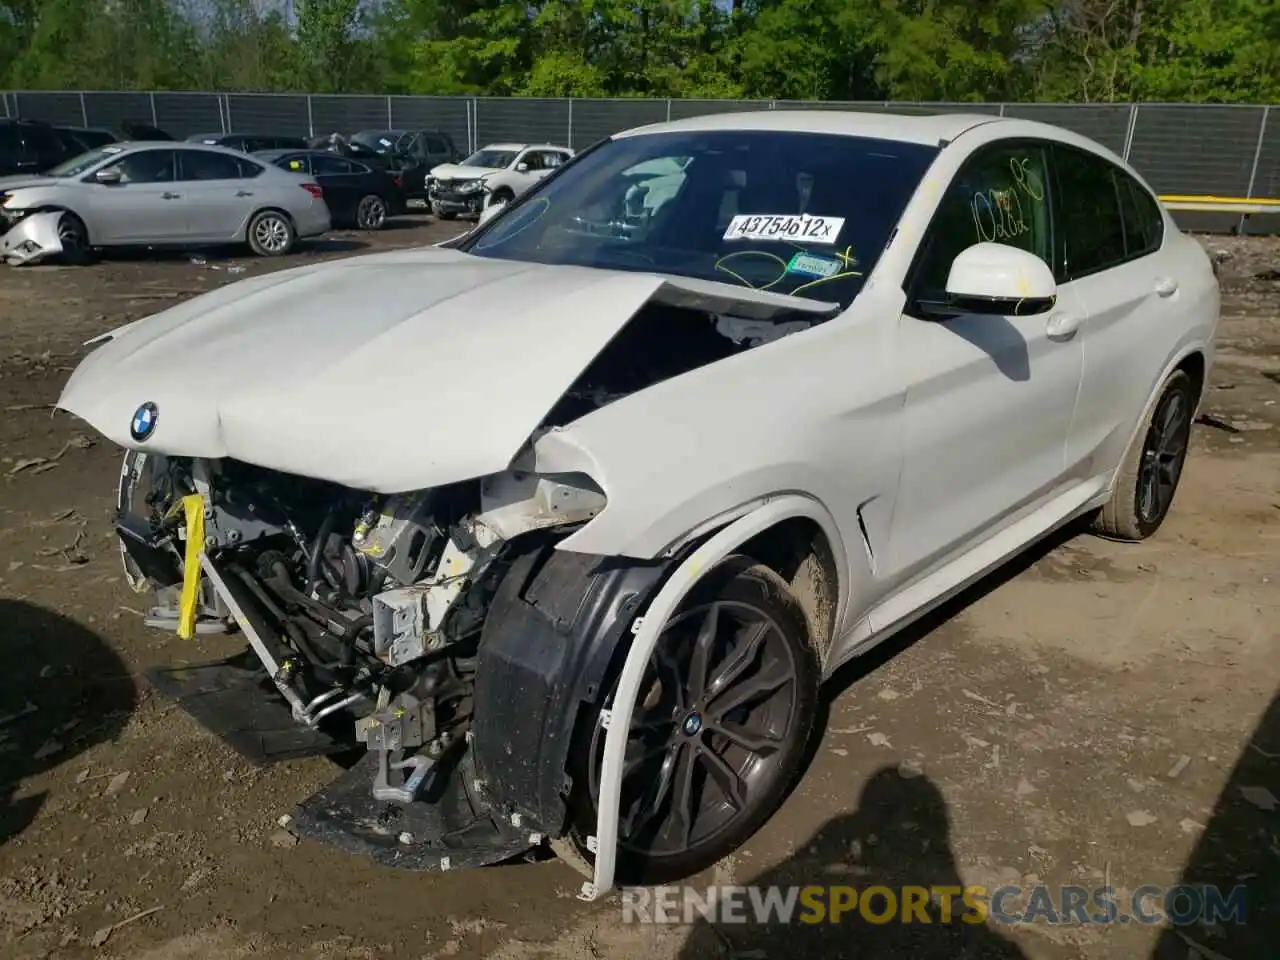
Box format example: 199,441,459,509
943,242,1056,314
94,167,122,185
515,162,529,173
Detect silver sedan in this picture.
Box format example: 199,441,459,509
0,141,331,262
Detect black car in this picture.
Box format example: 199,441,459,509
0,118,78,175
385,129,461,201
190,132,310,153
54,126,119,153
257,149,406,229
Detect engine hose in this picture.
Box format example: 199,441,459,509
306,509,337,596
343,614,374,666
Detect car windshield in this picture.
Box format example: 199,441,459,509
463,149,517,169
462,130,939,306
44,146,124,177
352,131,401,153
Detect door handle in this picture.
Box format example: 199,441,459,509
1154,276,1178,297
162,192,181,200
1045,311,1082,341
236,190,253,197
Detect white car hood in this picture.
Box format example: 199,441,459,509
0,175,57,192
57,246,836,493
429,163,505,180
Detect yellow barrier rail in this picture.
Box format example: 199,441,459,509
1159,194,1280,214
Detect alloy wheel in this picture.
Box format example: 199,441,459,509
589,598,802,858
253,215,291,254
1136,385,1191,524
357,196,386,230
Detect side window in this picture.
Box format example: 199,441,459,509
179,149,246,181
312,154,355,175
105,149,177,183
541,151,568,169
1052,145,1127,280
23,125,63,155
1116,172,1164,259
236,158,265,179
282,154,311,175
425,136,447,155
911,143,1053,300
517,151,542,171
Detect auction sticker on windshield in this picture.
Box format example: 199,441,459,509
723,214,845,244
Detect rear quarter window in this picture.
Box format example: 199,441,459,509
1116,173,1164,259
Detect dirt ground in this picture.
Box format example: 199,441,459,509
0,218,1277,960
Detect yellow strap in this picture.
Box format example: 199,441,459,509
176,493,205,639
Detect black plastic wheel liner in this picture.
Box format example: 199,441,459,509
469,541,677,837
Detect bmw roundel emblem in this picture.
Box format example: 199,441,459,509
130,402,158,442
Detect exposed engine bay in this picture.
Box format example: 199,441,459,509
108,297,828,874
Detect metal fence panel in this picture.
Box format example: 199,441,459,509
310,94,389,135
474,97,572,147
1251,107,1278,200
83,91,154,131
667,98,771,120
388,96,470,152
899,101,1003,116
225,94,311,137
567,98,669,149
1128,104,1266,197
154,92,225,138
1001,103,1132,155
12,91,84,126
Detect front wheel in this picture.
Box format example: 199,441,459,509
57,211,91,263
1093,368,1196,540
246,210,296,257
569,555,820,885
487,189,514,211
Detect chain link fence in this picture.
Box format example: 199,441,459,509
3,91,1276,225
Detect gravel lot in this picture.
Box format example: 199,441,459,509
0,218,1277,960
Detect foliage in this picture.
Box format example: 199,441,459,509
0,0,1275,103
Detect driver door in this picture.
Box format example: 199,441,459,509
86,148,185,243
885,141,1085,583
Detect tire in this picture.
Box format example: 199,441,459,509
568,555,820,885
246,209,296,257
488,188,514,210
56,211,91,263
1093,369,1196,541
356,194,387,230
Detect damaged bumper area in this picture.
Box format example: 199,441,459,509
0,210,64,265
118,449,668,872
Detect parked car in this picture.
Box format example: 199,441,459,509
55,126,119,152
307,132,391,167
349,129,410,156
0,118,78,175
189,132,311,153
0,141,330,263
384,129,461,201
426,142,574,218
257,149,405,229
53,110,1217,901
120,121,176,141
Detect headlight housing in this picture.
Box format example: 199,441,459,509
457,179,485,195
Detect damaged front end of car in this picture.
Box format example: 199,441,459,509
0,209,64,265
117,444,670,871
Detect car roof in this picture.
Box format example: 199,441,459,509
614,110,1005,146
103,140,271,159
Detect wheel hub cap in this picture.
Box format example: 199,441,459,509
681,712,703,737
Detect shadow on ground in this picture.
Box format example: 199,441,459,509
0,599,137,844
1150,689,1280,959
677,768,1027,959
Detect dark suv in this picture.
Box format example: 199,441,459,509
0,119,77,175
388,129,461,200
187,133,310,153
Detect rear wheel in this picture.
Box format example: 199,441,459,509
1093,369,1196,540
356,194,387,230
569,556,819,884
247,210,296,257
